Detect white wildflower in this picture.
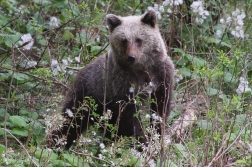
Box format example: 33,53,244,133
98,154,104,159
61,59,68,72
237,18,244,26
232,9,240,17
147,82,155,95
19,33,34,50
51,59,61,75
246,142,252,153
62,59,68,66
145,114,151,119
216,30,222,38
49,17,59,28
165,137,171,145
65,108,74,117
195,17,204,24
190,0,209,24
226,16,232,25
152,113,159,120
159,5,164,12
148,159,156,167
96,36,100,43
67,57,73,63
163,0,183,6
219,9,246,38
75,56,80,63
20,60,37,68
220,18,225,24
80,137,92,143
129,86,134,93
236,77,251,95
167,8,172,13
100,143,105,149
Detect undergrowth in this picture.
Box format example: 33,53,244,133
0,0,252,166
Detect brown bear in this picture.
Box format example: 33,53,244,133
51,10,175,149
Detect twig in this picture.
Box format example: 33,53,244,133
1,128,39,167
206,122,251,167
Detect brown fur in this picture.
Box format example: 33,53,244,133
51,10,175,149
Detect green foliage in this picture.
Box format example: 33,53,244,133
0,0,252,166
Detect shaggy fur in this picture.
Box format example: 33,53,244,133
51,10,174,149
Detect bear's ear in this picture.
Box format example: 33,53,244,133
141,10,157,28
106,14,122,32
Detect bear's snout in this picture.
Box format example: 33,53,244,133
127,54,136,62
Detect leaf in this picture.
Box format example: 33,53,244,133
12,128,28,137
156,159,178,167
179,67,191,77
201,36,231,48
197,120,212,130
173,143,189,159
62,153,90,167
3,33,22,47
50,160,72,167
91,45,102,54
38,38,47,46
192,57,205,67
0,144,6,155
63,31,74,40
9,116,28,128
232,114,247,124
0,108,6,118
19,109,29,116
12,72,29,81
0,73,9,81
35,148,58,160
207,88,218,96
31,112,39,119
224,72,238,83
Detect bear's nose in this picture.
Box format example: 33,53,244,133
127,54,135,62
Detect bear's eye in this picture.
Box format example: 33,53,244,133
135,38,142,47
121,39,128,46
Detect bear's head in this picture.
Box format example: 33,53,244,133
106,10,167,69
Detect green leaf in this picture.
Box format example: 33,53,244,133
207,88,218,96
12,72,29,81
31,112,39,119
201,36,231,48
0,144,6,155
192,57,205,67
19,109,29,116
197,120,212,130
12,128,28,137
0,73,9,81
232,114,247,124
184,54,193,61
179,67,191,77
63,31,74,40
35,148,58,160
50,160,72,167
38,38,47,46
0,108,6,118
224,72,238,83
156,159,178,167
91,45,102,54
9,116,28,128
3,33,22,47
62,153,90,167
236,159,250,165
173,143,189,159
